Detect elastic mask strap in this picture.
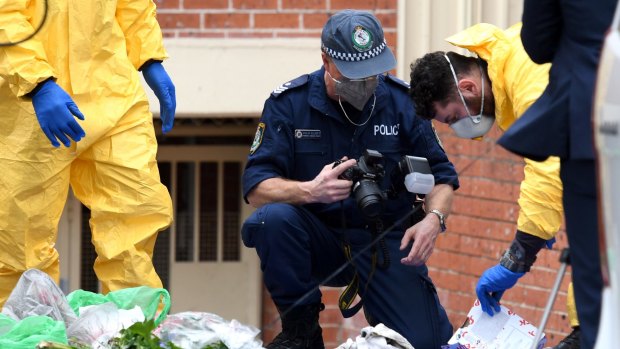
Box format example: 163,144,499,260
326,70,340,84
444,53,484,124
477,58,484,122
444,54,472,118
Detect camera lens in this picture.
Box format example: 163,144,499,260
352,180,384,218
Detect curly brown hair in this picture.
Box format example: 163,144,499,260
408,51,479,120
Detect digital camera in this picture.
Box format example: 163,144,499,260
334,149,435,220
334,149,386,219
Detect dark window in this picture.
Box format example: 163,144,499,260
223,162,241,261
199,162,218,261
154,162,172,289
175,162,195,262
80,206,98,292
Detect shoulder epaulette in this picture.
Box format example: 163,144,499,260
271,74,309,98
386,74,410,90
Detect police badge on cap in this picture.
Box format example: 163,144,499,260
352,25,373,52
321,10,396,79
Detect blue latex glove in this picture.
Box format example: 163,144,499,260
142,61,176,134
475,264,525,316
31,79,86,147
545,237,556,249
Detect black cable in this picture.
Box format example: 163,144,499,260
0,0,48,47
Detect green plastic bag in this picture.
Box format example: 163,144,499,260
0,314,67,348
66,286,171,326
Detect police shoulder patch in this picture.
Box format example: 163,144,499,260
250,122,266,154
431,122,445,152
271,74,309,98
386,74,410,90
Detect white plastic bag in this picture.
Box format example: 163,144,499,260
1,269,77,327
66,302,145,348
337,323,415,349
155,311,264,349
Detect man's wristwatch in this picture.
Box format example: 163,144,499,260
500,249,531,273
429,209,446,232
499,238,538,273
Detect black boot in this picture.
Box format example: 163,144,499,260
553,327,581,349
267,303,325,349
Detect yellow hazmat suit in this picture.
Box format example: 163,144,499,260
0,0,173,305
446,23,577,327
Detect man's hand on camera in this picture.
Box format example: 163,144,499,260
399,214,441,266
301,157,357,204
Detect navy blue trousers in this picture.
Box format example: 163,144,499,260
560,160,603,349
241,203,452,349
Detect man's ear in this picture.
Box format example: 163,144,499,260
321,53,330,68
457,78,479,98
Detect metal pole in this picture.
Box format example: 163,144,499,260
530,248,571,349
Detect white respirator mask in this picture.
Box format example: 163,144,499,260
444,54,495,139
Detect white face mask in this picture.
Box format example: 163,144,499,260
327,71,378,111
450,113,495,139
443,54,495,139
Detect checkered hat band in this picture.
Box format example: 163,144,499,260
322,39,387,62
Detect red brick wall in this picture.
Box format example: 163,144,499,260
155,0,572,347
155,0,397,52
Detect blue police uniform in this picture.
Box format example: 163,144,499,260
498,1,617,347
242,67,459,348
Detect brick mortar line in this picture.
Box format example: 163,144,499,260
159,9,398,14
165,29,325,34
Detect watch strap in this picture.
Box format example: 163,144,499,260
499,238,538,273
429,209,446,232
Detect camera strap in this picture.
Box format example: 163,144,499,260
338,219,387,319
374,220,390,270
338,243,372,318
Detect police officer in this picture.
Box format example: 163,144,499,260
241,9,459,349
